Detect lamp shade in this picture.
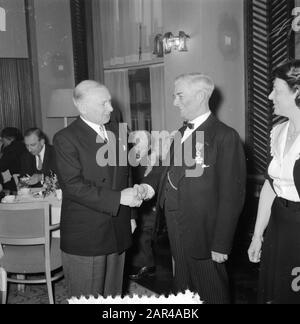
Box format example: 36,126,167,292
47,89,78,118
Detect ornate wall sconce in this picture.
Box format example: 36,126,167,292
153,31,190,57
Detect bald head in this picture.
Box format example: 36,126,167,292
73,80,113,125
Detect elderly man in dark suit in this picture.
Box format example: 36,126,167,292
53,80,140,298
20,128,56,187
137,73,246,304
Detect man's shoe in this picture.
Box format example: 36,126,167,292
129,266,156,280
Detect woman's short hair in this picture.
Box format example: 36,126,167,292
273,60,300,93
0,127,23,141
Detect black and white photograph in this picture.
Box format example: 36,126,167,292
0,0,300,306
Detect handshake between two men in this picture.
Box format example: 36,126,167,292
120,184,152,208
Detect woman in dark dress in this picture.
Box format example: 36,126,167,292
0,127,26,193
248,60,300,304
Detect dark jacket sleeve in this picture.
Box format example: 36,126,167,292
53,132,121,217
0,142,24,185
0,142,21,173
20,152,31,177
43,145,58,177
212,130,247,254
0,148,13,172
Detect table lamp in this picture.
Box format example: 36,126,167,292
48,89,79,127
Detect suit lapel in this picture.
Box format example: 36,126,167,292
166,127,186,168
105,122,119,189
42,146,50,173
76,118,116,185
158,115,216,194
77,117,102,141
176,114,217,184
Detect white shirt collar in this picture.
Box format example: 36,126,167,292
189,111,211,129
181,111,211,144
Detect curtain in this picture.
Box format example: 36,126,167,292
0,59,36,134
104,69,131,129
150,64,165,131
100,0,163,68
84,0,104,82
70,0,89,85
246,0,292,174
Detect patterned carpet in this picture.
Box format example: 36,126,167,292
7,278,68,304
5,278,158,304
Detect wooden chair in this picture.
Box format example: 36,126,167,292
0,202,63,304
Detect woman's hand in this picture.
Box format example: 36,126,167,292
248,236,263,263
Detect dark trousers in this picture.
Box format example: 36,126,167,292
129,202,157,268
62,251,125,299
165,209,230,304
131,226,155,268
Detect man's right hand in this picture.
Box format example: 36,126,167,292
120,187,142,207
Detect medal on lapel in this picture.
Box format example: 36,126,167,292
195,142,210,168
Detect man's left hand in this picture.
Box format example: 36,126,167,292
211,251,228,263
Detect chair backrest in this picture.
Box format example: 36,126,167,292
0,202,50,246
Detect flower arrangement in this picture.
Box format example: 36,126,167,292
42,171,60,198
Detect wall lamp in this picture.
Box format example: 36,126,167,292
153,31,190,57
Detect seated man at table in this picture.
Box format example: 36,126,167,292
20,128,56,187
